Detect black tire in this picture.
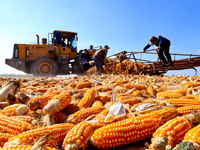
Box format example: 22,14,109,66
31,57,58,77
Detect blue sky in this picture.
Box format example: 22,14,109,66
0,0,200,76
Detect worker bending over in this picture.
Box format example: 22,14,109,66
93,45,110,75
142,36,173,67
80,49,91,71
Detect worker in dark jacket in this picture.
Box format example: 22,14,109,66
93,45,110,75
142,36,173,67
80,49,91,70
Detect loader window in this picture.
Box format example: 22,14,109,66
53,32,62,45
71,35,77,52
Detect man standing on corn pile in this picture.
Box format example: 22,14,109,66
142,36,173,67
93,45,110,75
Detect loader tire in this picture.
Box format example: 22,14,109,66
31,57,58,77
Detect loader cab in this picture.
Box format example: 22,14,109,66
52,30,78,53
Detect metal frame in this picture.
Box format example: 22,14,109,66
107,49,200,75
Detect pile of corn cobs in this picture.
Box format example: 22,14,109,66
0,74,200,150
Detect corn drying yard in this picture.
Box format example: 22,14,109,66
1,61,200,150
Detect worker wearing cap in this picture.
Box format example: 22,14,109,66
93,45,110,75
142,36,173,67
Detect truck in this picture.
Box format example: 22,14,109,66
5,30,97,77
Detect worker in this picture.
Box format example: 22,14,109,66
142,36,173,67
80,49,91,70
93,45,110,75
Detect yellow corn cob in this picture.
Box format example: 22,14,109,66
147,107,179,125
181,94,199,100
91,107,178,149
27,88,63,111
116,93,134,101
165,99,200,107
132,90,143,97
76,82,93,89
63,121,95,150
96,86,113,92
124,84,146,90
27,94,55,110
150,111,200,150
10,115,35,123
91,114,161,149
181,82,200,88
184,123,200,144
147,85,156,97
174,88,189,96
177,105,200,115
99,95,111,104
5,123,74,147
78,88,96,108
118,98,139,106
43,91,72,115
67,106,105,124
0,133,15,147
0,114,33,134
0,104,29,116
0,145,33,150
88,110,129,129
92,100,104,107
157,92,183,99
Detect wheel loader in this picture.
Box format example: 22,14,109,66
5,30,97,77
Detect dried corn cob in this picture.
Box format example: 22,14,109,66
157,92,183,99
181,82,200,88
124,84,146,90
118,98,139,106
165,99,200,107
92,100,104,107
0,133,15,147
181,94,199,100
76,82,93,89
5,123,74,147
116,93,134,101
150,110,200,150
78,88,96,108
88,110,129,129
183,124,200,144
0,104,29,116
27,88,63,111
144,107,178,125
174,88,189,96
177,105,200,115
27,94,55,110
96,86,113,92
91,107,178,149
10,115,35,123
99,95,111,104
63,121,95,150
147,85,157,97
132,90,142,96
0,145,33,150
0,114,33,134
43,91,72,115
66,106,105,124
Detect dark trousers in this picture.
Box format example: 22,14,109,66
93,56,104,75
158,40,172,64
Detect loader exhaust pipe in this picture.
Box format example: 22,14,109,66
36,34,39,45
